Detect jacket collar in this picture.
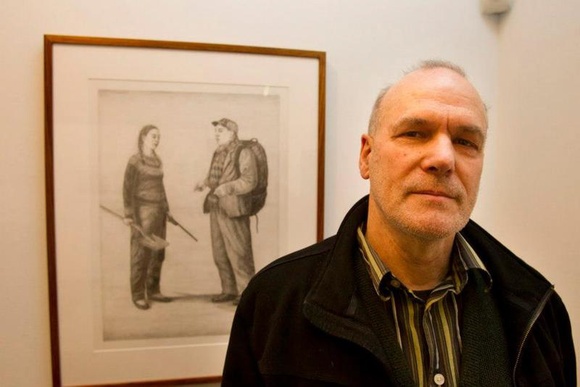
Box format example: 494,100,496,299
308,195,552,313
304,195,554,381
460,219,552,309
305,195,369,315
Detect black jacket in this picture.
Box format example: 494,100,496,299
223,196,576,386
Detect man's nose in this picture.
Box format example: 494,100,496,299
421,135,455,175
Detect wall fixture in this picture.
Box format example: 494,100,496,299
480,0,513,14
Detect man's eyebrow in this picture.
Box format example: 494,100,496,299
456,125,487,141
392,117,486,138
392,117,430,130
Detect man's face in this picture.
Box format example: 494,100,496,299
359,68,488,241
215,125,235,147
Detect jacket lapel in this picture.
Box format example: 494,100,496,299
460,220,553,373
303,196,415,386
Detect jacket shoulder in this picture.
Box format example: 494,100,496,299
238,237,336,307
251,237,336,285
264,237,336,271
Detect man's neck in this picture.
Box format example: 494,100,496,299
365,221,455,291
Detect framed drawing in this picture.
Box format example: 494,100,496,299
44,35,326,386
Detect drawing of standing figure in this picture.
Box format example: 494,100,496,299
123,124,177,310
195,118,260,306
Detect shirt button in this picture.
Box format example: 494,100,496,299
434,373,445,386
390,279,401,288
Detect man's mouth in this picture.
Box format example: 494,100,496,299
412,190,456,200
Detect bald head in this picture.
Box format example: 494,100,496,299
368,61,488,135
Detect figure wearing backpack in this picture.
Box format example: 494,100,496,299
195,118,267,306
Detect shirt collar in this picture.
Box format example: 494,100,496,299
357,223,492,300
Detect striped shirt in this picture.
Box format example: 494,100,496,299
357,225,491,387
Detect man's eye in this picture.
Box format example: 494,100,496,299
402,131,423,138
455,138,479,149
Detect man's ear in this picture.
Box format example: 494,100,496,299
359,134,372,180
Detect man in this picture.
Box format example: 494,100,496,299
222,61,576,386
196,118,257,306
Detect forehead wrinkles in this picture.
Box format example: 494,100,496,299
379,74,487,133
393,101,485,128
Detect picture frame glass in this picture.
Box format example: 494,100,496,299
46,36,325,386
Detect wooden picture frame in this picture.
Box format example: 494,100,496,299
44,35,325,386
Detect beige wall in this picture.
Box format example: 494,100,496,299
493,0,580,360
2,0,578,385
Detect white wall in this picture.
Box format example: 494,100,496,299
6,0,574,385
493,0,580,359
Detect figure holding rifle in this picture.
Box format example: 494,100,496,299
123,124,177,310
